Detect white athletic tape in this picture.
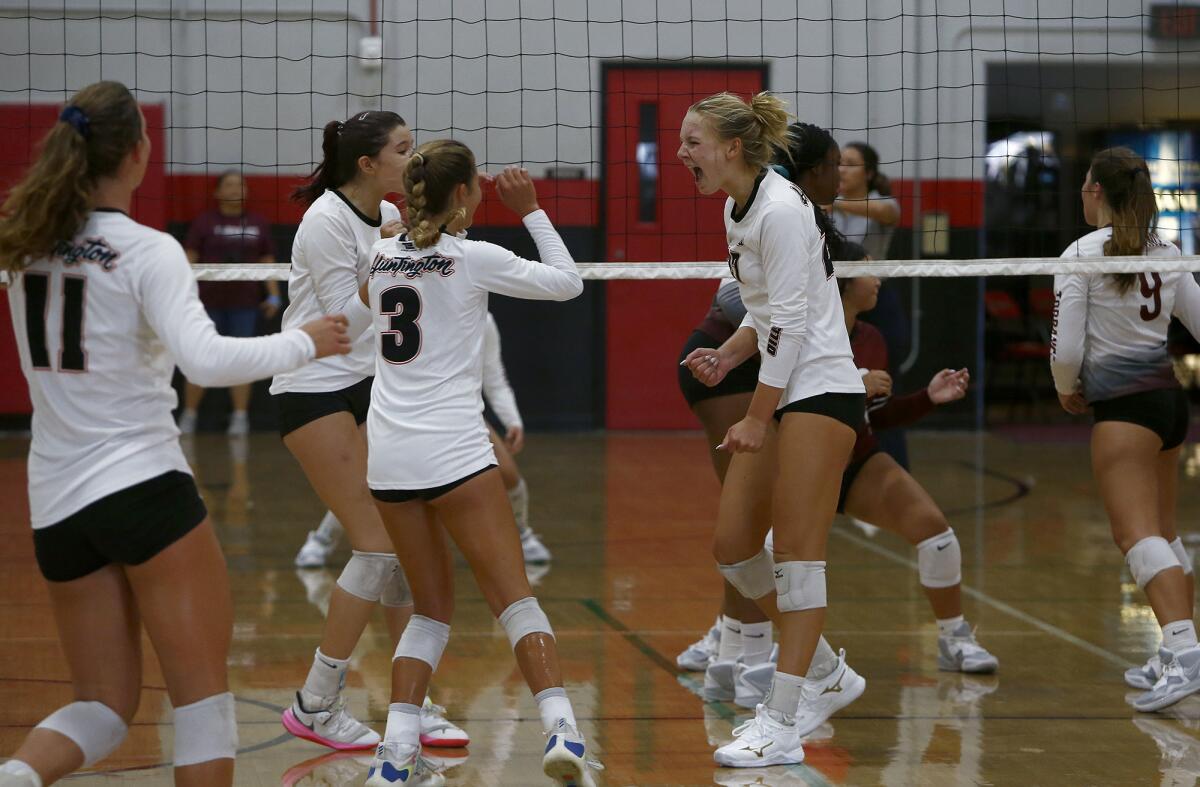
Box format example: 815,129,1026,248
498,596,554,649
718,548,776,600
774,560,827,612
1127,536,1182,590
916,529,963,589
172,692,237,767
1170,537,1193,577
394,614,451,671
36,701,127,767
336,551,400,603
191,254,1200,282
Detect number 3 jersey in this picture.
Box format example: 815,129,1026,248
364,209,582,490
7,210,316,528
1051,226,1200,402
724,168,863,406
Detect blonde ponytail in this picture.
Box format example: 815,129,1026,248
402,140,476,249
1088,147,1159,295
688,91,794,169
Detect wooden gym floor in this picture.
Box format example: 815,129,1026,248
3,428,1200,786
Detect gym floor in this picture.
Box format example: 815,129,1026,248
2,429,1198,786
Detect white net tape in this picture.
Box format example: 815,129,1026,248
193,256,1200,282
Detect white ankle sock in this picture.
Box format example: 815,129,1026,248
534,686,576,731
1163,620,1199,653
740,621,773,665
805,636,838,680
383,702,421,749
316,511,342,542
302,648,348,701
716,616,743,663
764,670,804,718
508,479,529,532
937,615,966,638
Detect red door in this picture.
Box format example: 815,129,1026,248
603,66,765,429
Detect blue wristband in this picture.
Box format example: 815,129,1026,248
265,295,282,307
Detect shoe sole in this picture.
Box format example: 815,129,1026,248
1134,681,1200,712
676,656,710,671
938,657,999,674
420,733,470,747
281,708,378,751
543,752,592,787
795,672,866,738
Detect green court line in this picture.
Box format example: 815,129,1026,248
581,598,837,787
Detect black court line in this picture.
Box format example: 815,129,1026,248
942,459,1033,517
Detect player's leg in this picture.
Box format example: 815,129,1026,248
1,565,141,786
429,469,600,786
281,413,398,749
488,426,549,563
124,520,237,787
842,452,998,673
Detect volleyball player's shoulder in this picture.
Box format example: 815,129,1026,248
379,200,401,222
1061,228,1108,258
1148,233,1180,257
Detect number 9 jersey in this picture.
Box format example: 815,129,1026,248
363,209,582,492
1051,226,1200,402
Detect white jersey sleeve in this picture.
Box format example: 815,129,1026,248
136,236,315,387
757,202,819,388
1172,274,1200,341
1050,270,1088,395
466,210,583,301
303,209,366,315
482,313,522,429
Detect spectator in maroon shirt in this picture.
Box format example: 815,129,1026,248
178,170,280,435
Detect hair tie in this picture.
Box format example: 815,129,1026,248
59,105,90,139
1131,166,1150,178
336,121,345,135
411,151,425,165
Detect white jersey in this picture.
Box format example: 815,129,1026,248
1051,227,1199,402
270,190,401,394
8,210,315,528
724,169,864,405
482,312,522,429
365,210,581,490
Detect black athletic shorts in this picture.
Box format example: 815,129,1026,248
1093,387,1190,451
33,471,207,583
677,330,761,408
837,449,881,514
370,464,498,504
775,392,866,432
273,376,374,438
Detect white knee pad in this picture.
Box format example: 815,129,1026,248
380,564,413,607
336,551,400,603
394,614,451,671
1170,537,1194,576
916,529,962,589
498,596,554,649
717,548,776,600
172,692,237,767
774,560,827,612
35,701,127,767
1128,536,1182,590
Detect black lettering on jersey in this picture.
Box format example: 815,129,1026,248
23,272,87,373
820,234,834,279
379,285,422,365
727,250,742,282
786,182,810,206
766,326,781,357
1050,290,1061,355
369,251,456,280
53,236,120,272
1139,272,1163,321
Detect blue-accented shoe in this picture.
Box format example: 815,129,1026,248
364,743,445,786
543,719,603,787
